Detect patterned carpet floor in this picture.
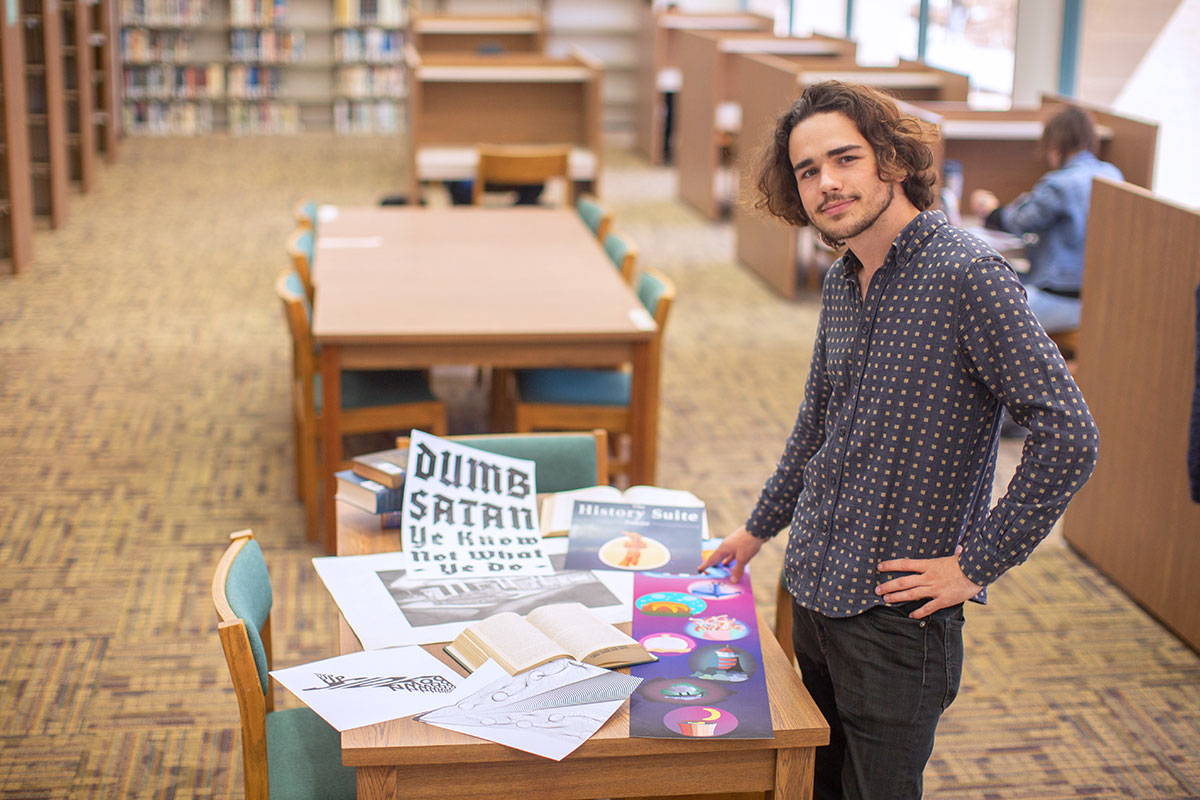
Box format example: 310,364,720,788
0,134,1197,799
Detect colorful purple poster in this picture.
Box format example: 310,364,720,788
629,568,773,739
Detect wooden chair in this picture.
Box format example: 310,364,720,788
213,530,357,800
575,196,612,242
293,200,317,232
508,268,675,484
276,271,447,541
602,229,637,285
394,430,609,493
285,228,315,305
472,144,573,207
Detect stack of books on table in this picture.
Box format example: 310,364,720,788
335,448,407,528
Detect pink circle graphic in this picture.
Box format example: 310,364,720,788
638,632,697,655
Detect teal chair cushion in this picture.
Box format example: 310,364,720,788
314,370,438,414
602,233,631,275
266,707,356,800
443,433,602,492
516,368,631,409
297,230,314,265
300,202,318,232
576,198,606,236
284,271,312,322
636,270,668,317
224,540,273,695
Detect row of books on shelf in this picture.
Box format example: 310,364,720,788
333,29,404,63
121,0,211,26
229,0,288,27
229,100,301,134
230,29,305,63
123,64,225,99
335,0,405,27
121,29,197,63
227,65,282,99
334,99,401,134
123,99,214,135
337,65,404,98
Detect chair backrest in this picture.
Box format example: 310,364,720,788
473,144,573,206
395,430,608,492
286,228,315,304
275,270,317,404
636,267,676,345
603,230,637,285
294,200,318,232
213,529,274,800
575,196,612,242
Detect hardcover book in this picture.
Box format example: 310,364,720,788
444,602,657,675
350,447,409,490
335,469,402,514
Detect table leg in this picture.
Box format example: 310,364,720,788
629,340,659,485
770,746,815,800
320,344,343,555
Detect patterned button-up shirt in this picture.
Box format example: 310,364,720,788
746,210,1099,617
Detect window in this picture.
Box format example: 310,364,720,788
924,0,1017,106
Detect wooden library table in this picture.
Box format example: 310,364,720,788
312,206,660,555
334,504,830,800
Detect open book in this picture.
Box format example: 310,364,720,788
444,602,657,675
541,485,708,538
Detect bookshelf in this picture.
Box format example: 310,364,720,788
333,0,405,134
63,0,97,189
23,0,70,229
90,0,120,161
116,0,643,137
2,0,35,272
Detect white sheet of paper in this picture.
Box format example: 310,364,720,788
419,658,637,760
401,431,553,579
270,646,463,732
312,538,633,649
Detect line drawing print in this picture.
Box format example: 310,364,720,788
304,673,457,693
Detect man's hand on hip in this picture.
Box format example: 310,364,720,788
875,546,983,619
697,525,765,584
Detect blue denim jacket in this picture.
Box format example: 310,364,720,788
995,151,1123,293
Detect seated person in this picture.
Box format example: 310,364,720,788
970,106,1123,334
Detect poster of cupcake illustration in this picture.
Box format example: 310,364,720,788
628,570,772,739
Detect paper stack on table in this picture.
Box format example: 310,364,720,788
419,658,641,760
270,647,464,731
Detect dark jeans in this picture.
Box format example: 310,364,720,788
792,600,965,800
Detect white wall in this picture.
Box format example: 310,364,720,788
1103,0,1200,206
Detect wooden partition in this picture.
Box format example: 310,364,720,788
731,52,957,298
404,46,603,200
635,5,772,165
2,2,34,273
23,0,70,229
1062,177,1200,652
918,97,1157,207
411,13,544,54
675,29,857,220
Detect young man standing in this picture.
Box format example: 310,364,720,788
699,82,1099,799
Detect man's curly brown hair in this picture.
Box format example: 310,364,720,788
754,81,940,248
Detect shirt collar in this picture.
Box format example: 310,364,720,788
840,209,947,289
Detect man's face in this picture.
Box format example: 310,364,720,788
788,111,898,243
